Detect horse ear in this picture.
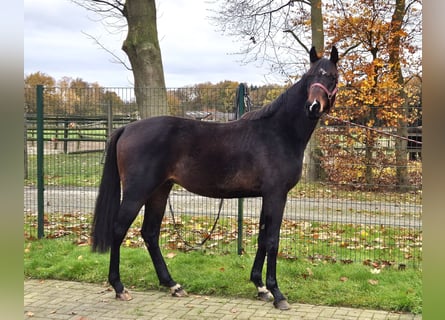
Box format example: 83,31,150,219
330,46,339,64
310,46,319,63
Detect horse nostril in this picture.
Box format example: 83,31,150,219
309,100,319,112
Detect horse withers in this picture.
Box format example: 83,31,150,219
92,46,339,310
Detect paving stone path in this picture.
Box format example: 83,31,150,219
24,279,421,320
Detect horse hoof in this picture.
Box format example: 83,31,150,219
274,299,291,310
171,285,188,297
116,289,133,301
257,291,274,302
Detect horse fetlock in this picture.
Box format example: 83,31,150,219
115,289,133,301
257,286,273,302
170,284,188,297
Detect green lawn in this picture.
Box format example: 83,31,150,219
24,239,422,314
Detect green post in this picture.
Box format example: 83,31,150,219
237,84,246,255
36,85,45,239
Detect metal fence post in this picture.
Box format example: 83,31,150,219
236,83,246,255
36,85,45,239
24,112,28,179
107,100,113,138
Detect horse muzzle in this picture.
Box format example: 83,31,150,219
305,99,325,120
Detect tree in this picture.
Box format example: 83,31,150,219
212,0,422,188
25,72,127,116
72,0,168,118
24,72,57,113
211,0,326,79
318,0,422,190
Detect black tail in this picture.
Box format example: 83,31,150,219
91,126,125,253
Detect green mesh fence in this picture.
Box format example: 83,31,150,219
24,86,422,268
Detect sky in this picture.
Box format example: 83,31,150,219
24,0,275,88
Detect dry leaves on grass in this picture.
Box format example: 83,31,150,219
368,279,379,285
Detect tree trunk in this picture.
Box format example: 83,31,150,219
305,0,324,182
122,0,168,118
389,0,409,190
311,0,324,55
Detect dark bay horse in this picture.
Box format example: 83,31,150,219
92,46,339,310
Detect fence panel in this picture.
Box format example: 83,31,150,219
24,86,422,268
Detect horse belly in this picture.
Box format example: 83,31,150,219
172,160,262,199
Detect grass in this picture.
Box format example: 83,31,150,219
27,128,107,140
24,239,422,314
24,212,422,270
25,153,103,187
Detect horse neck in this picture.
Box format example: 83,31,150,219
275,80,319,146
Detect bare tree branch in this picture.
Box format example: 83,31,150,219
71,0,125,16
81,31,132,71
209,0,313,79
341,43,361,59
283,29,310,53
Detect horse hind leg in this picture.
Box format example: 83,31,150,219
108,197,144,301
141,182,188,297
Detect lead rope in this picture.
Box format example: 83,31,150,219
167,195,224,250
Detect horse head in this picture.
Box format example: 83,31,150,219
305,46,339,120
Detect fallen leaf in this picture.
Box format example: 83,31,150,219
340,276,348,282
368,279,379,285
370,268,381,274
166,252,176,259
360,230,368,238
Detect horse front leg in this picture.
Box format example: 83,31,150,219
250,209,273,302
257,193,290,310
141,183,187,297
